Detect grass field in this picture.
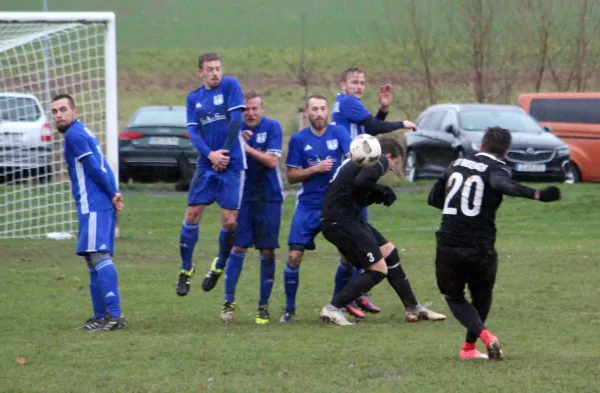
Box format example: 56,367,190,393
1,184,600,392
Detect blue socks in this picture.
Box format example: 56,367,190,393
259,254,276,307
179,220,199,271
284,262,299,312
224,249,246,303
95,258,121,318
216,228,235,270
88,267,106,320
332,261,354,302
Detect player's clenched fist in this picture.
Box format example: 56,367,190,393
208,149,230,170
313,159,334,173
112,192,124,211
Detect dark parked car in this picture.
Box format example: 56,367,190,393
119,106,198,181
403,103,574,182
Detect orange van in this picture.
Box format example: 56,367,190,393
517,92,600,182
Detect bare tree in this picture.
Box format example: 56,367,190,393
288,12,315,100
547,0,600,91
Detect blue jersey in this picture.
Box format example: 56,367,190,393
243,116,284,202
63,120,116,215
285,125,351,209
186,76,246,171
331,93,371,138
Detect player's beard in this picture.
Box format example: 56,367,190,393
309,116,328,132
56,122,69,134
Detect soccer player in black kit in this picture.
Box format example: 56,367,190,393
427,126,561,360
319,137,446,326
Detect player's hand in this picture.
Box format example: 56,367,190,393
382,186,397,206
208,149,230,168
538,186,561,202
112,193,124,211
402,121,417,131
242,130,253,142
313,159,334,173
378,84,393,110
212,164,225,172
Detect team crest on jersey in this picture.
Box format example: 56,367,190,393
213,94,224,105
327,139,338,150
256,132,267,143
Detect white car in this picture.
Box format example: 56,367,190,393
0,92,52,181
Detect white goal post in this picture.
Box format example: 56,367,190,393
0,12,118,239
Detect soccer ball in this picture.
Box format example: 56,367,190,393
350,134,382,167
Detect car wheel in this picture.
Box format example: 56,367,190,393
404,150,418,182
563,162,581,184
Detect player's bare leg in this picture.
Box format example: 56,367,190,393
280,249,303,323
177,204,206,296
202,208,238,292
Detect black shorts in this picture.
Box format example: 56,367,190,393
435,237,498,299
321,219,388,270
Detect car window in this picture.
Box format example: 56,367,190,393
0,97,42,122
419,111,445,130
530,98,600,124
440,111,458,132
129,109,186,127
416,113,430,128
459,110,544,133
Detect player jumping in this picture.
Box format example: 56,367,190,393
176,52,246,296
281,94,353,323
319,137,446,326
51,94,127,331
427,126,561,360
330,67,418,319
218,90,284,324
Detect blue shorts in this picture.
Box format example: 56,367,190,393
77,209,116,256
235,201,282,249
188,167,244,210
288,205,321,251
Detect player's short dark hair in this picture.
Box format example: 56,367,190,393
51,93,76,108
305,94,328,108
243,89,262,102
481,126,512,157
198,52,221,68
378,137,403,159
340,67,366,82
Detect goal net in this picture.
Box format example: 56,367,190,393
0,12,118,239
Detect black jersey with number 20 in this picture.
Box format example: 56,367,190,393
428,153,536,246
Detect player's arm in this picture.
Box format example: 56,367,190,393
66,132,117,199
286,135,323,184
374,109,388,121
186,94,212,157
245,121,282,169
427,168,451,210
489,167,560,201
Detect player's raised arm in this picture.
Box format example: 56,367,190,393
340,95,414,136
65,131,117,200
489,167,560,202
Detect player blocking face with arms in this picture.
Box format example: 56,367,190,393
281,94,353,323
319,138,446,326
218,90,284,324
330,67,418,318
51,94,127,331
176,52,246,296
428,127,561,360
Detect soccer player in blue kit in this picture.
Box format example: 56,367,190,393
280,94,352,323
51,94,127,331
176,52,246,296
331,67,442,322
218,90,284,324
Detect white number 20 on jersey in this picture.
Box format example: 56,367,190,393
442,173,485,217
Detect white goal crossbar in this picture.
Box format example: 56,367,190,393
0,12,118,239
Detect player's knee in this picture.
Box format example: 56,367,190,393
87,252,111,267
221,212,238,231
259,249,275,259
368,259,388,275
384,247,400,268
380,242,396,259
185,205,205,224
287,251,303,267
